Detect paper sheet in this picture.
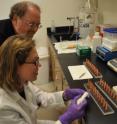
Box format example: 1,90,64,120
68,65,93,80
54,39,89,54
54,41,77,54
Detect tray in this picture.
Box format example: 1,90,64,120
85,65,103,79
83,60,103,79
84,83,114,115
95,81,117,108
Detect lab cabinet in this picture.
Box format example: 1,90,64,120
48,37,68,91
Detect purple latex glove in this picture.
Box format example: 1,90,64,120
59,96,87,124
63,88,85,100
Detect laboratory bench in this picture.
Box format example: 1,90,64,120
56,53,117,124
47,27,117,124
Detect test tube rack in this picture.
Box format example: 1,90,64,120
84,80,114,115
84,59,102,78
95,79,117,108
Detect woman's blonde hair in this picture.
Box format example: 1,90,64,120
0,35,35,91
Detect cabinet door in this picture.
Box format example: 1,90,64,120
48,38,68,91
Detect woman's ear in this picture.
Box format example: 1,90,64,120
16,51,26,65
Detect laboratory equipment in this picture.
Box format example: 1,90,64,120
102,28,117,51
51,20,56,33
67,17,80,40
102,37,117,51
96,46,117,61
113,86,117,95
76,45,91,58
107,58,117,73
77,92,89,104
84,59,102,78
92,32,102,53
103,28,117,40
84,80,114,115
79,0,98,38
95,80,117,108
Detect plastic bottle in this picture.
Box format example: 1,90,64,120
51,20,56,33
92,32,102,53
79,0,98,38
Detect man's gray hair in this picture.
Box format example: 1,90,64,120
9,1,40,19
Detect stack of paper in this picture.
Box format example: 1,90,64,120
54,41,77,54
68,65,93,80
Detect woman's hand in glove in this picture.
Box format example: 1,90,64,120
59,96,87,124
63,88,85,101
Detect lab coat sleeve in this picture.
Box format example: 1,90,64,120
28,82,65,107
0,108,28,124
55,120,62,124
37,120,62,124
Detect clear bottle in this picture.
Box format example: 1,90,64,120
79,0,98,38
51,20,56,33
92,32,102,53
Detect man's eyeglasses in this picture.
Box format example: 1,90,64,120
27,22,42,29
23,18,42,29
25,59,40,66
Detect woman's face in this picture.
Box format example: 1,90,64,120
17,47,41,83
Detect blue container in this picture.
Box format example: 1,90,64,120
103,28,117,39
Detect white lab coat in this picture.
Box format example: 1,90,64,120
0,82,64,124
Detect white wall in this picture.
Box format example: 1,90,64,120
0,0,117,46
98,0,117,25
0,0,84,46
34,0,84,47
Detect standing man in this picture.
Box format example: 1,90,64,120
0,1,41,46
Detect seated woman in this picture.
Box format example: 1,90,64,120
0,35,87,124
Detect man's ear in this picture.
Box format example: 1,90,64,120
12,15,18,25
